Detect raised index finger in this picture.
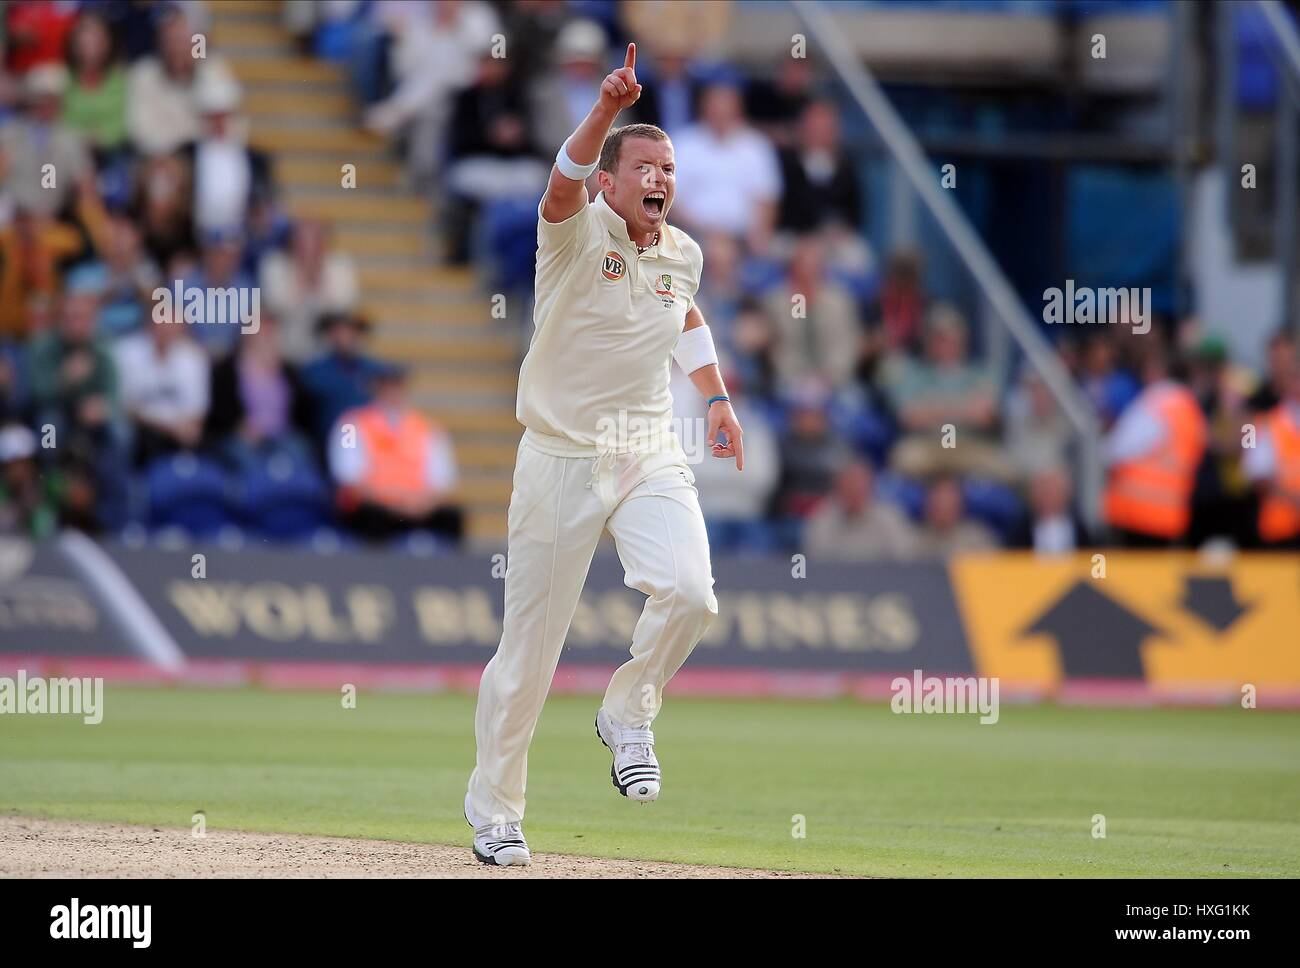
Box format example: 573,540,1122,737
625,43,636,71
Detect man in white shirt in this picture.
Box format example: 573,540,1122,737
114,308,210,466
465,44,744,867
671,80,781,250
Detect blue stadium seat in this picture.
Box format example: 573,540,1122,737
962,477,1025,540
875,471,927,521
145,453,234,538
233,450,333,541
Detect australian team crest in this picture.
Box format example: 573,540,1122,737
654,273,675,306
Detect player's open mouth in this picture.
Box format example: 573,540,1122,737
642,192,665,218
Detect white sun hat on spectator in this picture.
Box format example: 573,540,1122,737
0,424,37,464
194,69,242,115
24,64,69,99
555,19,606,65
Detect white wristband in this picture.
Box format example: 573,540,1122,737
673,324,718,375
556,138,599,181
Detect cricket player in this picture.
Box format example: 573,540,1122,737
465,43,744,865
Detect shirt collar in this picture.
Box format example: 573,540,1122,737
593,192,683,261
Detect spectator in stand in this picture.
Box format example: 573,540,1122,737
1102,345,1207,547
729,298,781,407
61,10,129,159
762,231,862,392
1187,335,1257,546
0,337,27,422
300,311,387,444
259,219,359,364
4,1,77,74
329,365,464,545
1010,463,1090,555
622,0,732,74
126,5,238,157
672,79,781,253
915,475,999,558
864,250,927,363
1243,356,1300,549
27,267,117,452
1004,370,1071,478
114,298,210,467
775,379,851,522
132,152,197,269
887,305,1007,481
0,207,87,338
1247,331,1297,415
1077,334,1140,429
747,56,814,148
205,311,315,468
627,47,699,137
692,232,744,345
180,228,258,358
26,265,127,530
97,208,163,340
362,0,502,184
673,368,781,553
776,99,861,235
532,19,608,156
186,68,271,237
496,0,568,87
0,423,58,539
443,50,547,264
0,64,92,217
805,457,920,562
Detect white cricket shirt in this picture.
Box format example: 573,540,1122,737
518,191,704,459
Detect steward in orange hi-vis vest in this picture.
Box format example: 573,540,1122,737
1104,383,1208,540
338,405,437,511
1257,403,1300,543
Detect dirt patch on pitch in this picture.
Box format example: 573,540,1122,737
0,816,825,879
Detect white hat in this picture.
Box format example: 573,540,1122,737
24,64,69,99
194,68,242,114
556,20,606,63
0,425,37,463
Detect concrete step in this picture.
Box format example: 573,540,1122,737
333,229,428,258
452,440,520,467
371,335,515,364
210,19,289,49
229,57,344,86
431,409,523,436
410,371,517,395
466,509,508,545
210,0,280,17
363,301,491,328
358,265,476,294
277,157,403,189
250,126,388,156
286,194,430,225
245,89,354,121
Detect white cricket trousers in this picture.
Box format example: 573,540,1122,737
466,434,718,825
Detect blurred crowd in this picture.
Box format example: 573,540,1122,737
2,0,1298,559
0,0,464,548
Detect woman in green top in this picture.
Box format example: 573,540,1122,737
61,10,128,155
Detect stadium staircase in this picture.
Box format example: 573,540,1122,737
210,0,517,546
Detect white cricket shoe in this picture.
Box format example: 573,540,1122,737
465,793,531,866
595,708,661,802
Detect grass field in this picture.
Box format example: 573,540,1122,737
1,686,1298,877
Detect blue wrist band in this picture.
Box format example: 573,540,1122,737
707,395,730,407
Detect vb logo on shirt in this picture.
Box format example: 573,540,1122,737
602,251,626,281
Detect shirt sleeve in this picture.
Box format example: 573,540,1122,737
1242,426,1276,482
536,195,593,262
1103,399,1165,465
